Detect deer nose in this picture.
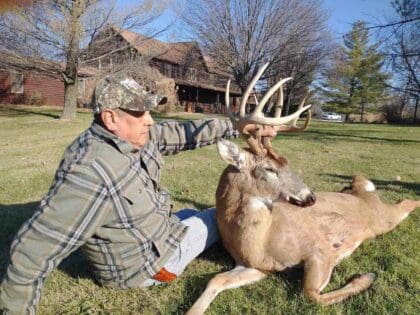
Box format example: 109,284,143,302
303,192,316,207
288,189,316,207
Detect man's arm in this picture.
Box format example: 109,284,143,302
0,163,109,315
150,118,238,155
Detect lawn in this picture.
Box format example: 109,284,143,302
0,105,419,314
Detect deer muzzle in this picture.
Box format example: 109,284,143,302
288,189,316,207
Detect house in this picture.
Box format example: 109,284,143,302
84,26,241,113
1,27,242,113
0,68,65,106
0,52,94,107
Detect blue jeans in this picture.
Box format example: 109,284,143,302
140,208,219,286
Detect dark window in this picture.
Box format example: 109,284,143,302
188,68,197,81
10,71,24,94
164,63,172,77
77,78,86,97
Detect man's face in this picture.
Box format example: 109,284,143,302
112,109,155,148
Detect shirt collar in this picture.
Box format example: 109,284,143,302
90,122,140,154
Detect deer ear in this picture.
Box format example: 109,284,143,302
217,139,248,170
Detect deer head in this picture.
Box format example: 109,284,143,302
220,63,315,206
217,139,315,207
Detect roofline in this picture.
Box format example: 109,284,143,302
175,78,241,95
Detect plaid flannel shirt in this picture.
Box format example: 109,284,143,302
0,118,237,315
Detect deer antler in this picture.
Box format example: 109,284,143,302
225,63,312,155
279,89,312,132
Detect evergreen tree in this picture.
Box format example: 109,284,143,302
321,21,390,121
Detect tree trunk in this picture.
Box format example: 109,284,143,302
283,98,290,116
414,97,419,122
345,113,350,122
61,82,78,120
59,0,82,120
282,87,293,116
360,102,365,122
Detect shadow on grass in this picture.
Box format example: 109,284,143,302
171,196,213,210
0,202,39,277
0,202,94,282
179,243,307,313
321,173,420,196
284,129,420,144
2,107,61,119
178,243,234,312
0,202,38,246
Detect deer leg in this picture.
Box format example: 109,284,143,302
395,199,420,222
303,257,375,305
375,200,419,235
186,265,267,315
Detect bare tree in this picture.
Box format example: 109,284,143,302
378,0,419,121
181,0,331,114
267,2,333,115
0,0,170,120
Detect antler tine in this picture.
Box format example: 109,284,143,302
225,79,232,113
225,79,230,109
299,90,309,109
239,63,269,117
225,79,239,125
277,109,312,132
253,94,259,106
247,104,312,126
282,90,312,132
254,77,292,115
274,80,285,118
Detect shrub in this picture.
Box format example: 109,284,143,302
382,103,403,123
27,92,46,106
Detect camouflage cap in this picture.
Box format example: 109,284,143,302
92,75,167,114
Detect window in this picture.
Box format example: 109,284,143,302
162,63,170,77
188,68,197,81
10,71,24,94
77,78,86,97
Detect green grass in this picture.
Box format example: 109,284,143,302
0,105,419,314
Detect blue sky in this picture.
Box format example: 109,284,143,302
323,0,394,37
117,0,396,41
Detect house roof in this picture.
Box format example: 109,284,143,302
203,55,228,76
114,27,230,75
116,28,197,64
109,26,241,95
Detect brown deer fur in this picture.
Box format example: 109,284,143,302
187,140,419,314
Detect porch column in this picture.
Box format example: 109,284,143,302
195,87,199,112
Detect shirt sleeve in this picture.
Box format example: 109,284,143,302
150,118,239,155
0,163,110,315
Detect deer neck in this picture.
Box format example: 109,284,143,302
216,166,259,222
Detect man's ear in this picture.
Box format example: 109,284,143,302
101,109,119,131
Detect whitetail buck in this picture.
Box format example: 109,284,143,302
186,64,419,314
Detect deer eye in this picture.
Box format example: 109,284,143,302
265,167,277,173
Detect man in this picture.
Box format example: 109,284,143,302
0,75,276,314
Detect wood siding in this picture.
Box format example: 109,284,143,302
0,70,64,106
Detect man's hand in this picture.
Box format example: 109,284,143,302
242,124,277,139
